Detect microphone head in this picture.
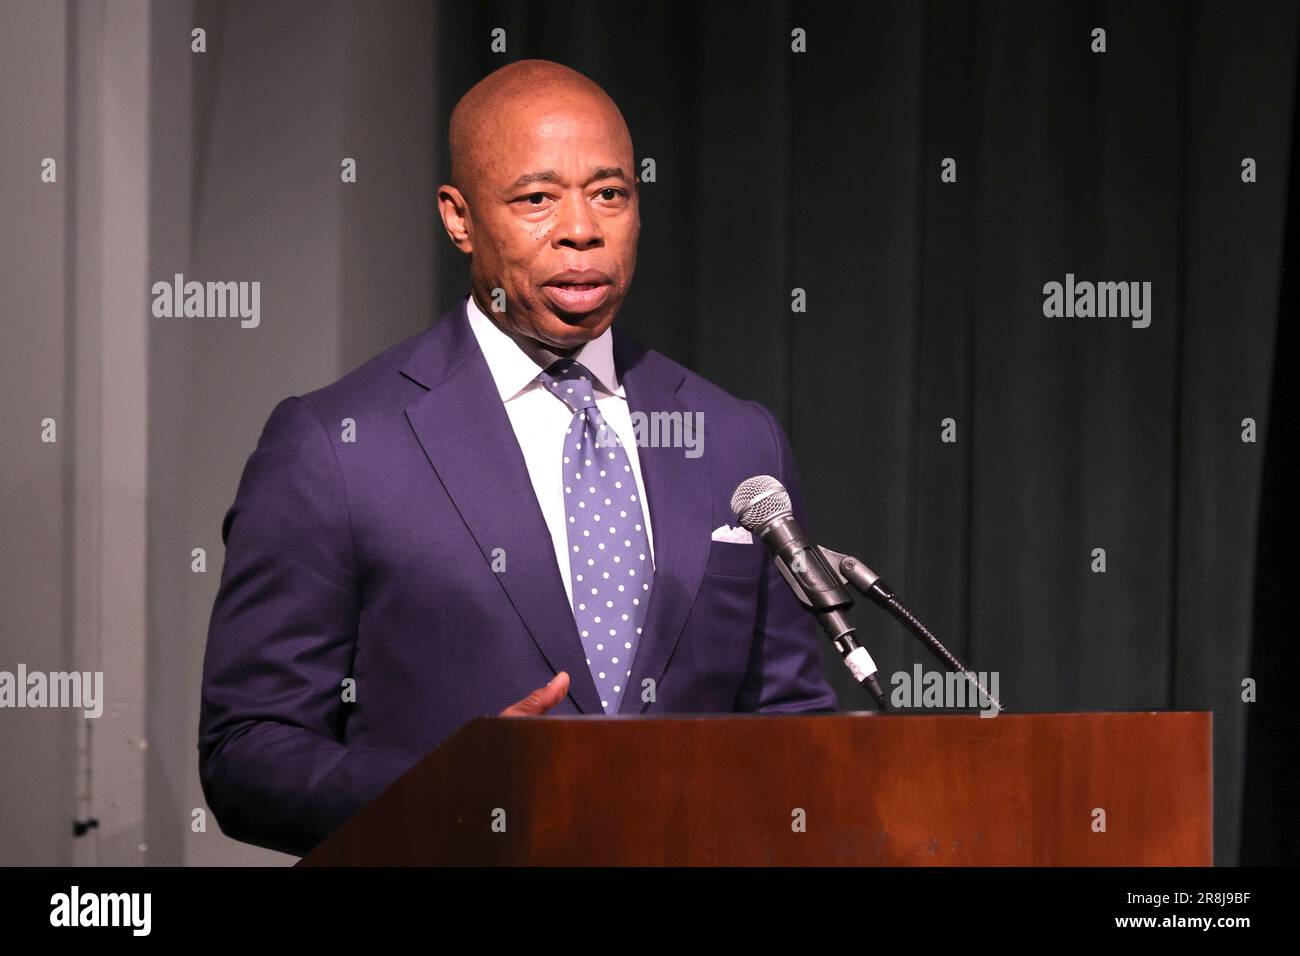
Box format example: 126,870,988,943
730,475,792,532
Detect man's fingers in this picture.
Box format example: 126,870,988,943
499,671,570,716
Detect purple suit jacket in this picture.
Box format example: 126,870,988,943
198,299,837,855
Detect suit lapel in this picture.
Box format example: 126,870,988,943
613,334,713,714
399,301,714,718
400,302,604,715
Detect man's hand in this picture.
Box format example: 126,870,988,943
499,671,570,716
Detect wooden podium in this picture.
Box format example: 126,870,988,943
298,711,1212,866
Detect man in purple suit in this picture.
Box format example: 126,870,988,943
198,59,837,857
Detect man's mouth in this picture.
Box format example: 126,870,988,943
543,271,613,315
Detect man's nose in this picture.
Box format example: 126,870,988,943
552,192,603,250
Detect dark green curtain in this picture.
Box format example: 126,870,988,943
433,0,1297,865
1241,3,1300,865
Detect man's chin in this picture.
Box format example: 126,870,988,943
534,309,614,350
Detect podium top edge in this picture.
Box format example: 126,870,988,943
474,710,1212,721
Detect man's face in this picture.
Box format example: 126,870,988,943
443,97,639,351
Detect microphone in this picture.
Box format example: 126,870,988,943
731,475,1003,716
730,476,888,709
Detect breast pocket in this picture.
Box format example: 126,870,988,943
690,541,764,691
702,539,765,578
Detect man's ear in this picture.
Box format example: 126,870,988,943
437,184,473,254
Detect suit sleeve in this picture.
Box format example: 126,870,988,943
198,396,425,857
732,402,840,714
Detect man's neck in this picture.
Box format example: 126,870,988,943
470,291,583,366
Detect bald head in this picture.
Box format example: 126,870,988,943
449,60,633,199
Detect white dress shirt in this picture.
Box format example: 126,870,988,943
464,293,656,608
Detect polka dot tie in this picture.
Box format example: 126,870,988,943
538,358,654,714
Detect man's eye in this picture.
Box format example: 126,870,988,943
598,187,625,201
523,193,549,205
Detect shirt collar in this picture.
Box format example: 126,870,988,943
464,292,621,402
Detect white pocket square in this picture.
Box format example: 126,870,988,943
710,524,753,544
